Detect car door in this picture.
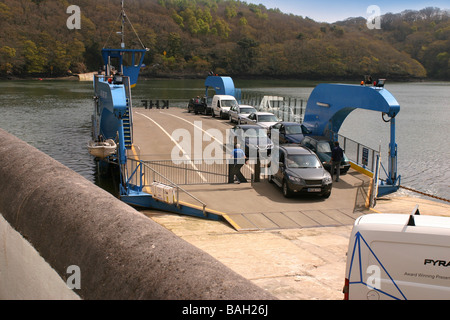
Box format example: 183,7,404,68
273,149,285,184
302,137,314,150
242,113,251,124
269,123,280,139
279,124,287,144
229,105,237,121
216,99,221,114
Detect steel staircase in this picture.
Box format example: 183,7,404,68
123,106,132,149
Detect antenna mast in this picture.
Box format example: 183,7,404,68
120,0,125,48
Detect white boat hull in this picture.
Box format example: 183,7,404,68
88,139,117,159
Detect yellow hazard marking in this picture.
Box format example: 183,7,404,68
221,214,243,231
350,162,374,178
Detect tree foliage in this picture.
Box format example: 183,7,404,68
0,0,448,79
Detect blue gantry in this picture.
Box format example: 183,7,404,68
302,82,400,196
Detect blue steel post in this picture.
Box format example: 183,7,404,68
117,120,126,165
388,116,397,185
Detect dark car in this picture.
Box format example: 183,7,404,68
269,145,332,198
187,96,207,115
228,124,274,159
269,122,311,144
300,136,350,174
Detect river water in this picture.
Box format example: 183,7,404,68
0,79,448,202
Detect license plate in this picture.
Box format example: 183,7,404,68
308,188,321,192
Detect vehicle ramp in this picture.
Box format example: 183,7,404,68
168,170,369,231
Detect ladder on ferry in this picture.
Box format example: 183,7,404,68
123,108,132,149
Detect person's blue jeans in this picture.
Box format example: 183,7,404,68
331,161,340,182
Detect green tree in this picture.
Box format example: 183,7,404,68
167,32,183,57
212,18,230,39
181,8,199,34
235,38,260,73
0,46,16,74
22,40,47,74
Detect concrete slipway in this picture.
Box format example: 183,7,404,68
130,107,450,300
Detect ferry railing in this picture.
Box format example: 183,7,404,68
334,132,380,174
126,158,207,215
240,93,307,123
140,158,254,185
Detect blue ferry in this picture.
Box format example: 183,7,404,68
89,2,401,221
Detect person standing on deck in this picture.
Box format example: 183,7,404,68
331,141,344,182
230,144,247,183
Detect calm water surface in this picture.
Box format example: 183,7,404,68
0,79,448,201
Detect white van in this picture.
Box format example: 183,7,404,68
211,95,238,119
343,208,450,300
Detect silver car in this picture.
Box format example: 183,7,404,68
269,145,333,198
240,112,280,130
229,105,257,123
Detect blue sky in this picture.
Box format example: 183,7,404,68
245,0,450,23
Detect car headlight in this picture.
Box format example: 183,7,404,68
323,173,332,184
289,175,304,184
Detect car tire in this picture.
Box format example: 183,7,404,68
322,191,331,199
212,110,215,117
282,180,293,198
268,175,273,183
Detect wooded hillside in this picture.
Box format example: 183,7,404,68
0,0,449,80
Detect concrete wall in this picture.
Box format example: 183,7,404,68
0,128,274,300
0,214,81,299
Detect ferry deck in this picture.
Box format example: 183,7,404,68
130,106,372,231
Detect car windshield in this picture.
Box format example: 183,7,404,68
317,141,332,153
240,107,256,114
286,155,321,168
285,125,302,134
241,128,268,138
222,100,238,107
258,114,278,122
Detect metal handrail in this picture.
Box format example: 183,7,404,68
141,158,256,185
127,158,207,215
334,132,380,174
